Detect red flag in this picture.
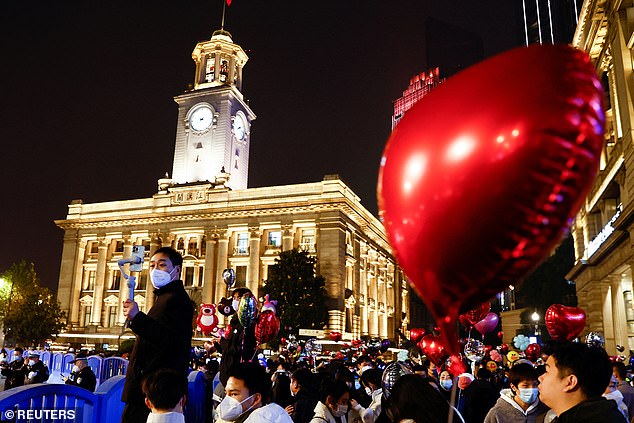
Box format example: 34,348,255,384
226,0,232,6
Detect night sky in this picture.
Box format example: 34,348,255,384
0,1,518,291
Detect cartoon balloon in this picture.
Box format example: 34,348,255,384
261,294,277,314
474,312,499,335
377,44,604,358
586,332,605,348
255,310,280,344
513,335,530,351
237,293,258,328
545,304,586,341
222,268,236,287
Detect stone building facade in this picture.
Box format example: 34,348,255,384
54,29,408,347
566,0,634,354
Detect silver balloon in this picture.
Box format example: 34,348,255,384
464,339,486,362
304,338,322,356
585,332,605,349
381,361,413,398
222,268,236,287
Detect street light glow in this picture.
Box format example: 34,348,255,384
531,312,540,322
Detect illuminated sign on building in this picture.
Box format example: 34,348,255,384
587,204,622,257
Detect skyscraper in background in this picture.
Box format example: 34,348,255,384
519,0,583,45
392,68,444,130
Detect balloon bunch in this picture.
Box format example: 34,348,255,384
377,44,605,375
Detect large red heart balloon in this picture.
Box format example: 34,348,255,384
474,312,499,335
525,343,541,362
418,334,448,367
460,302,491,328
329,331,342,342
254,310,280,344
409,327,427,344
545,304,586,341
378,44,604,356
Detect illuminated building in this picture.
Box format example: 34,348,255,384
392,68,444,130
566,0,634,353
55,29,409,347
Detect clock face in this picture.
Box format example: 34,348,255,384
190,106,213,132
233,114,247,141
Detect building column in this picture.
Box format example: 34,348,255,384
118,234,133,325
248,227,261,296
611,275,628,353
145,232,163,311
214,231,229,303
58,229,80,323
202,230,217,304
353,315,360,339
91,237,108,326
328,310,344,333
601,281,616,353
69,238,87,326
282,224,294,251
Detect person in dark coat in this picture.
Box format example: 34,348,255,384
538,342,626,423
1,347,26,390
286,368,318,423
461,367,499,423
24,353,49,384
64,354,97,392
121,247,194,423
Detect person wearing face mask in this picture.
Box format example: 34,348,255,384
484,363,548,423
121,247,195,423
286,368,318,423
350,368,383,423
24,353,49,385
63,354,96,392
1,347,26,390
438,369,454,402
216,361,293,423
310,378,350,423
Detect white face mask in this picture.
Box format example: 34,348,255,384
28,360,35,366
332,404,348,418
150,268,175,288
232,299,240,312
218,394,255,421
365,386,373,396
72,365,81,373
518,387,539,404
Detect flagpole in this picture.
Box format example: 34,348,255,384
221,0,226,30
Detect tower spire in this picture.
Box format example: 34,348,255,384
221,0,226,30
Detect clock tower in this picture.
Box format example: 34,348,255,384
171,29,256,190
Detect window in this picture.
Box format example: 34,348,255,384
184,267,195,287
83,306,92,327
138,270,147,291
142,240,151,256
235,266,247,285
115,241,124,253
86,271,96,291
188,239,198,255
108,306,118,327
111,271,121,291
205,54,215,82
219,58,229,82
268,231,281,247
177,238,185,251
236,233,248,254
300,229,315,252
201,236,207,257
90,242,99,254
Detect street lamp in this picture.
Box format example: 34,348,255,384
531,311,540,336
0,277,15,349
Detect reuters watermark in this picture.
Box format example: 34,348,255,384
3,409,76,420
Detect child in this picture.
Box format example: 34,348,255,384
142,369,188,423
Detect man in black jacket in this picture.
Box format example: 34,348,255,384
538,342,626,423
64,354,97,392
121,247,194,423
0,347,25,390
24,353,49,384
286,367,318,423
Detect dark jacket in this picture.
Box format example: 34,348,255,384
216,314,257,386
461,379,499,423
24,360,49,384
553,397,627,423
1,358,25,390
291,388,319,423
617,380,634,420
65,365,97,392
122,279,194,404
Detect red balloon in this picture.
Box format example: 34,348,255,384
418,334,448,367
329,331,342,342
378,44,604,357
409,328,427,344
497,331,504,339
545,304,586,341
280,337,287,345
475,312,499,335
525,343,541,362
461,302,491,327
498,344,509,355
254,310,280,344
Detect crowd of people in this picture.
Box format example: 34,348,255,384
3,247,632,423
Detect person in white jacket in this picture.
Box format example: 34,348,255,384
216,362,293,423
310,378,350,423
604,375,629,421
350,369,383,423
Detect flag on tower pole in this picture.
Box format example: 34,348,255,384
226,0,232,6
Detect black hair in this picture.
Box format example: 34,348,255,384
476,368,492,380
13,347,23,354
508,363,538,388
142,369,188,411
360,368,383,389
318,377,349,404
387,374,460,423
613,362,627,380
153,247,183,267
232,287,252,298
292,368,314,391
356,355,371,366
227,362,271,404
550,342,612,398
